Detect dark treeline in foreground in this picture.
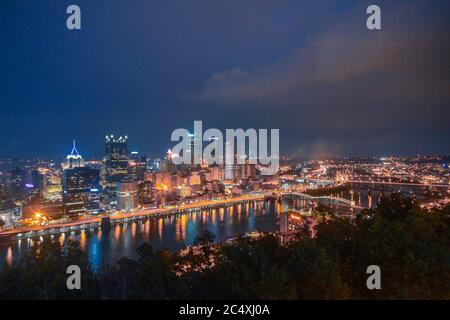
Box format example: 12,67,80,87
0,193,449,299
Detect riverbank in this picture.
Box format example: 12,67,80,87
0,194,267,242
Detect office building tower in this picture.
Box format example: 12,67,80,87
150,158,161,172
161,149,174,172
65,140,84,169
43,174,62,201
8,167,26,201
62,167,100,216
183,133,201,169
30,169,44,193
104,135,129,196
62,142,100,216
128,151,147,182
117,181,138,211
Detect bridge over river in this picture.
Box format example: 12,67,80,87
0,191,364,241
281,192,363,208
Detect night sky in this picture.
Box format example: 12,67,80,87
1,1,449,159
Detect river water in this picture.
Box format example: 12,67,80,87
0,184,432,269
0,201,286,269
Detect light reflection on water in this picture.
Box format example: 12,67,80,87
1,201,284,269
0,186,425,270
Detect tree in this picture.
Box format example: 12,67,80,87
1,194,449,299
199,235,296,299
288,239,349,299
193,230,216,246
130,243,187,299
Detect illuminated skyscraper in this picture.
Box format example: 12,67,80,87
128,151,147,182
104,135,129,197
65,140,84,169
117,181,138,211
150,158,161,172
186,133,201,169
161,149,174,172
62,142,100,216
62,167,100,216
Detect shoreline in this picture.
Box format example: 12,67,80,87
0,194,267,242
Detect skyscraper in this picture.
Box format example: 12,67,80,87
103,135,129,197
185,133,201,169
65,140,84,169
149,158,161,172
62,142,100,216
8,167,26,201
117,181,138,211
62,167,100,216
128,151,147,182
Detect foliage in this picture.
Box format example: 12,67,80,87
304,184,349,197
1,193,449,299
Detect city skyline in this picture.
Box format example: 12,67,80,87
2,135,449,162
1,0,449,303
1,0,449,158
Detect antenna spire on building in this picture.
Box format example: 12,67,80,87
71,139,80,156
65,139,83,168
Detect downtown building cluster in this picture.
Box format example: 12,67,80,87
0,134,273,228
2,140,448,230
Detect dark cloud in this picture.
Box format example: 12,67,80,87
1,0,448,157
194,18,449,108
190,2,450,155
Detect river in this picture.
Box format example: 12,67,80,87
0,184,434,269
1,201,287,269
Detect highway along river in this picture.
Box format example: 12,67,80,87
1,201,287,269
0,184,425,269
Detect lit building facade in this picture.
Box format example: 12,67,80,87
104,135,129,197
128,151,147,182
43,174,62,200
64,140,84,169
117,181,138,211
62,167,100,216
62,142,100,216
